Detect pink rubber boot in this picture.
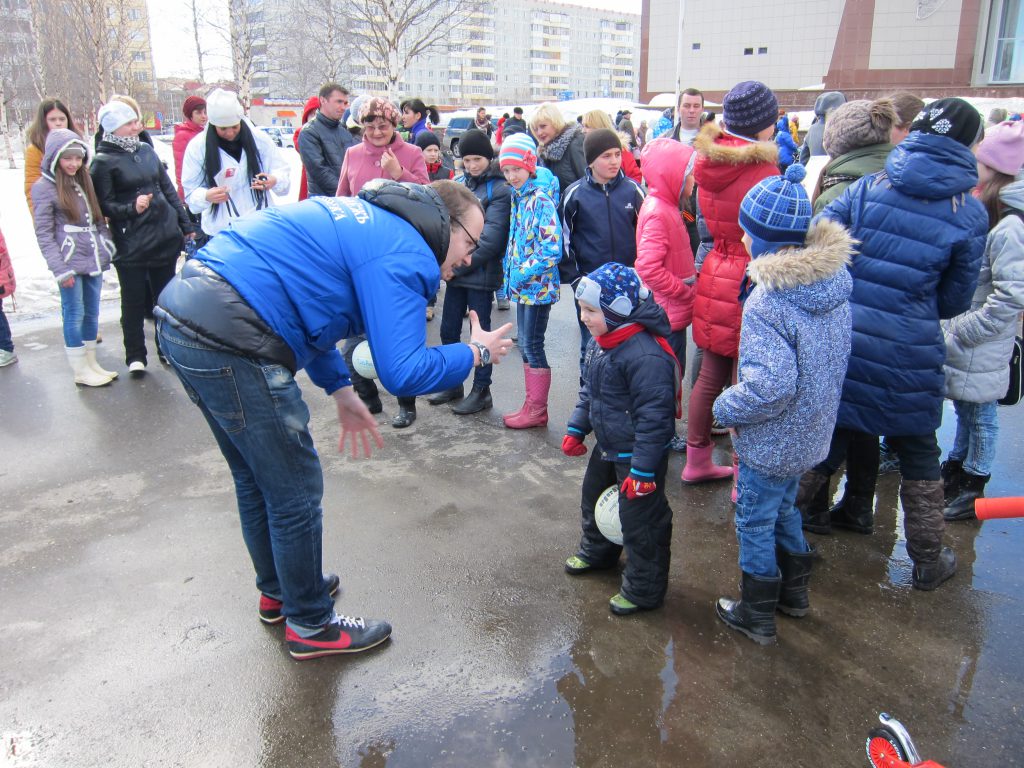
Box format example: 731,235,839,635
504,366,550,429
681,442,733,484
503,362,531,423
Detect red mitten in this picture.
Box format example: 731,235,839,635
621,472,657,499
561,434,588,457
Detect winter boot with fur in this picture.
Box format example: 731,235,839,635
67,346,113,387
84,339,117,382
797,470,832,534
681,443,733,484
504,366,549,429
716,571,781,645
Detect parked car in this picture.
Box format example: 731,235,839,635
437,116,498,157
257,125,295,150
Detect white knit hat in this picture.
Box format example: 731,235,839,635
206,88,245,127
98,101,138,133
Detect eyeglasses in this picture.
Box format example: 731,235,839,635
361,121,392,132
452,217,479,252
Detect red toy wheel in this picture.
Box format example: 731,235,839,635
866,727,909,767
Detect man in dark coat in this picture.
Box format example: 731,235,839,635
503,107,528,140
299,83,357,197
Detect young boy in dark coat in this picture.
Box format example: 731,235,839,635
561,263,681,616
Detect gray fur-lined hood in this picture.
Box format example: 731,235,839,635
746,218,854,315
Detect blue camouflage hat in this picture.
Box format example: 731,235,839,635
575,263,650,328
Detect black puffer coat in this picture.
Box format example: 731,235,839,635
91,141,193,266
299,112,357,197
538,123,587,201
567,296,677,473
450,160,511,292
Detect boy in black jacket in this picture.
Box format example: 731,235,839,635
561,263,680,615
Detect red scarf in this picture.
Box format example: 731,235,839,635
595,324,683,418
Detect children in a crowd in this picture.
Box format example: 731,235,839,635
427,129,512,415
713,165,854,644
0,225,15,368
941,120,1024,520
684,80,781,487
31,129,118,386
415,131,454,181
499,133,562,429
562,128,645,365
635,137,698,450
25,99,81,218
562,263,680,616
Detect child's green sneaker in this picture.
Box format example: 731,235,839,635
609,593,644,616
564,555,592,575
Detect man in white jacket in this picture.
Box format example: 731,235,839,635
182,89,291,237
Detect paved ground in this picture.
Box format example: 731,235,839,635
2,294,1022,767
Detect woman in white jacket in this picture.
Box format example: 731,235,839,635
182,89,290,237
942,122,1024,520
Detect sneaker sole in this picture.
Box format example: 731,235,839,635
288,631,391,660
260,575,341,625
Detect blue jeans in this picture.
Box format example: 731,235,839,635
734,463,809,578
0,300,12,352
59,273,103,347
157,320,335,630
949,399,998,476
516,301,551,368
440,285,493,388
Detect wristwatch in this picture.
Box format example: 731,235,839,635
470,341,490,367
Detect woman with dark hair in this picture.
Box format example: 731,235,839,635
181,89,291,237
90,100,195,376
24,98,80,215
399,98,440,141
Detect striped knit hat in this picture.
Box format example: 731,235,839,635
738,164,811,257
499,132,537,174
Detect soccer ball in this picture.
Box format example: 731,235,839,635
351,340,378,379
595,484,622,545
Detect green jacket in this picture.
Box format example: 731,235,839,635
813,143,894,214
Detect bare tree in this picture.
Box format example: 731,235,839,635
189,0,209,83
347,0,483,100
276,0,358,96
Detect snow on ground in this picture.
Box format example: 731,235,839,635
0,136,302,329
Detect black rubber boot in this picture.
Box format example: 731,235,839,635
427,385,464,406
940,459,964,505
912,546,957,591
943,472,988,521
829,494,874,534
391,397,417,428
797,471,832,535
776,547,814,618
716,572,781,645
451,386,492,415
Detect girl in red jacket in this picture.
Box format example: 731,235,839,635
683,81,780,488
635,138,698,450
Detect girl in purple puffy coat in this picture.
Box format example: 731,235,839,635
31,128,118,386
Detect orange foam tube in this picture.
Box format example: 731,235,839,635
975,497,1024,520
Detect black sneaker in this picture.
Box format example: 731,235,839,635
259,573,341,625
285,614,392,660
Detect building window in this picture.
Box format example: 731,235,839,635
743,47,753,55
758,46,768,54
992,0,1024,82
692,42,701,50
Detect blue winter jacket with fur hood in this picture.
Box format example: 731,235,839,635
714,219,854,479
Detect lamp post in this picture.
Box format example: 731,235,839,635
673,0,686,131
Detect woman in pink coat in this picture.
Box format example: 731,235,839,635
336,97,429,196
634,138,697,449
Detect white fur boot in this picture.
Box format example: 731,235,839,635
84,339,118,381
67,346,113,387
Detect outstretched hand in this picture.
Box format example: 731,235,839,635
468,310,514,364
333,386,384,458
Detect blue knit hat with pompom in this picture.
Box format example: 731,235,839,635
738,164,811,258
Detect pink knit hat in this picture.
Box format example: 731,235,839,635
358,97,400,126
976,120,1024,176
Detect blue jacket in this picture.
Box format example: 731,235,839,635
714,220,854,478
567,296,677,474
819,131,988,436
161,191,472,397
504,176,561,304
562,168,645,282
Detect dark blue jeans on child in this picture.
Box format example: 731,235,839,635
735,462,810,578
576,451,672,608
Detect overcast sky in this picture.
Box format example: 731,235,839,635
145,0,643,80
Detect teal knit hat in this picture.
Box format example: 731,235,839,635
738,164,811,257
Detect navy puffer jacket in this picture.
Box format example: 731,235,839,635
567,297,677,474
819,131,987,436
451,160,511,292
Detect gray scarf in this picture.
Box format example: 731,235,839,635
103,132,141,153
539,123,582,162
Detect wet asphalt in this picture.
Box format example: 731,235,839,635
1,293,1022,768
